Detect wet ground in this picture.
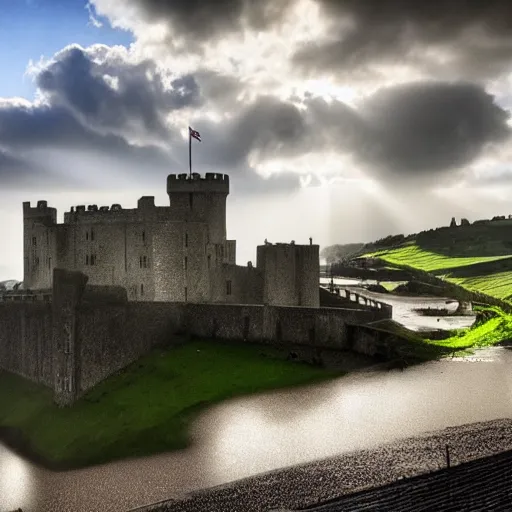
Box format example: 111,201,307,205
319,277,476,331
137,419,512,512
2,345,512,512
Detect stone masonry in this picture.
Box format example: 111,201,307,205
23,173,319,308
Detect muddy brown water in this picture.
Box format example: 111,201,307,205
1,343,511,512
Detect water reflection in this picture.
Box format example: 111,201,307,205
0,443,37,511
2,348,512,512
320,279,477,331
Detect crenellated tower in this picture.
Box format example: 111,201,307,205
23,200,57,290
167,172,229,245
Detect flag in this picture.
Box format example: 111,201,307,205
189,127,201,142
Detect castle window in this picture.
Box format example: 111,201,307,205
91,229,95,241
184,287,188,302
139,256,142,268
184,256,188,270
90,254,96,266
207,255,211,269
142,230,145,243
189,193,193,209
141,283,144,296
63,376,72,392
64,338,71,354
86,255,89,265
185,233,188,247
48,257,52,269
32,237,36,246
143,256,148,268
86,231,89,241
226,280,232,296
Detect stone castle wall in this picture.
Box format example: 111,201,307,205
185,303,386,349
0,270,392,405
77,301,184,392
208,264,264,304
0,301,53,387
22,174,322,309
257,243,320,307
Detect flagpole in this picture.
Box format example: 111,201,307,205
188,127,192,178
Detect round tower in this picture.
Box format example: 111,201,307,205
166,173,229,244
256,242,320,307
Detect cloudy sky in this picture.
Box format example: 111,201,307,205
2,0,512,280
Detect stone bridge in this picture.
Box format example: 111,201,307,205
325,284,388,311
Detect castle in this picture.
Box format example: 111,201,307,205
23,172,319,307
0,172,392,406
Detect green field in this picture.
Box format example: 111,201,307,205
365,244,512,300
0,341,341,468
447,272,512,300
366,245,512,273
426,306,512,350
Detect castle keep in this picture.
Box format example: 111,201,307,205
23,172,319,307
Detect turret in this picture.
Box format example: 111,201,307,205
257,241,320,307
23,200,57,226
167,173,229,244
23,200,57,289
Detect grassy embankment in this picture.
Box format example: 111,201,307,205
361,244,512,352
0,340,342,469
366,245,512,300
425,306,512,350
365,305,512,361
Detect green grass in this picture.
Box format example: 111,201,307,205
0,340,342,468
379,281,407,292
372,307,512,359
425,306,512,350
365,245,512,272
447,272,512,300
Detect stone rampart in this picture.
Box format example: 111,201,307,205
0,301,53,387
0,271,393,405
78,301,184,392
185,303,388,350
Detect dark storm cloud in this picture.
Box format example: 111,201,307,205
358,82,510,184
36,46,200,140
0,96,303,194
0,102,179,187
175,96,306,194
111,0,294,49
294,0,512,80
193,70,245,110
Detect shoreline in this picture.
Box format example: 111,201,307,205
130,418,512,512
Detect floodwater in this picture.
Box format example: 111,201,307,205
319,278,476,331
2,345,512,512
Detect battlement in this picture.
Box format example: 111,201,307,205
167,172,230,195
23,200,57,223
259,240,319,250
68,203,123,214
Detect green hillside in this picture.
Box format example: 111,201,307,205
366,245,512,273
361,221,512,301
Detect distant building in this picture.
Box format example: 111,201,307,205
22,173,319,307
